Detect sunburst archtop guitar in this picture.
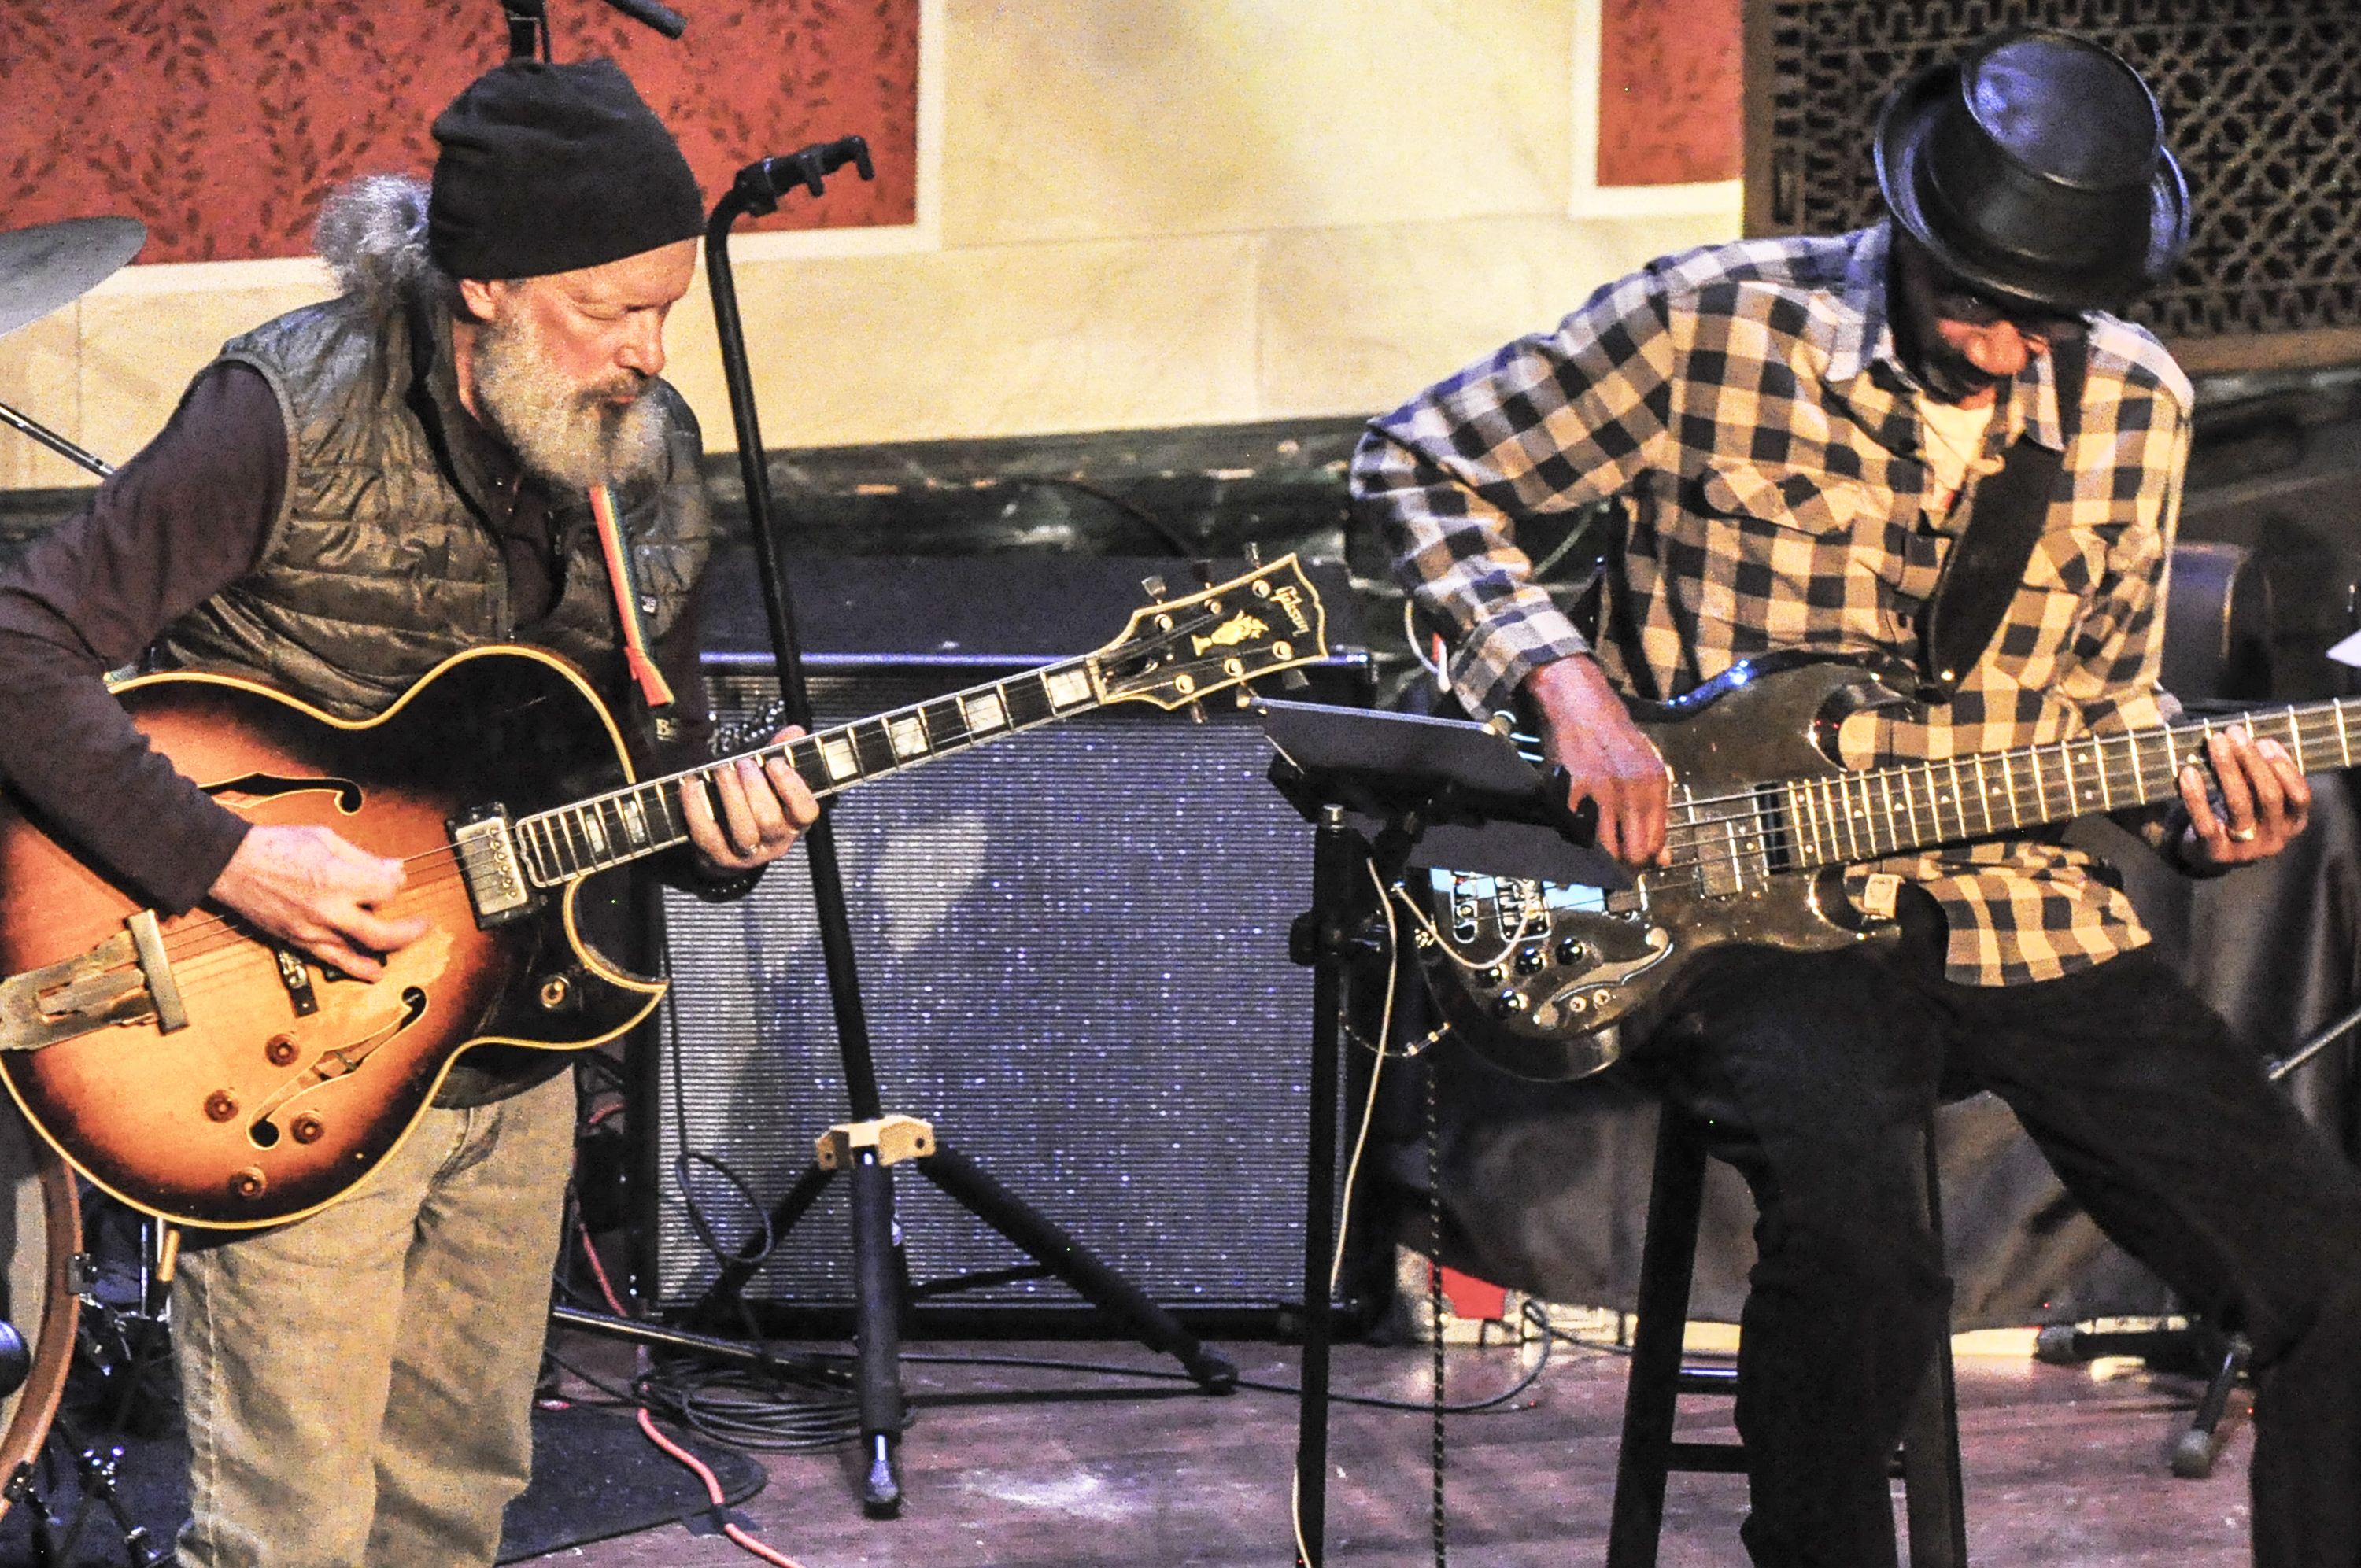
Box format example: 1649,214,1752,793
0,557,1327,1227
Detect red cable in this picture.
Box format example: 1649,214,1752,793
570,1220,809,1566
635,1406,807,1568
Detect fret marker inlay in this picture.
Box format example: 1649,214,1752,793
963,692,1007,733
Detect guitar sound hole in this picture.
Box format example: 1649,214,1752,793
251,1120,281,1149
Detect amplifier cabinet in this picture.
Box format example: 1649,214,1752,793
647,664,1358,1324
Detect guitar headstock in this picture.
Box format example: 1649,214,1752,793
1092,555,1329,710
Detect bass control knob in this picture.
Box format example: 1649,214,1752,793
1555,937,1587,966
1491,991,1529,1020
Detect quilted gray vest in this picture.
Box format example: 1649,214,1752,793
154,287,713,722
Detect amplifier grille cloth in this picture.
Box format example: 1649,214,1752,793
652,673,1325,1312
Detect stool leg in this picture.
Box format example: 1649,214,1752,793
1608,1107,1712,1568
1900,1114,1968,1568
1899,1334,1968,1568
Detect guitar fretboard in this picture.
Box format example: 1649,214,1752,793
508,658,1103,888
1774,697,2361,869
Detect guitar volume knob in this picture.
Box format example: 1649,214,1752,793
290,1113,324,1145
265,1035,298,1066
228,1168,267,1201
1491,991,1529,1020
204,1090,238,1123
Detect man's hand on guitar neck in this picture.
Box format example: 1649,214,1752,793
1525,655,1671,870
209,825,432,983
680,725,822,877
2178,724,2311,870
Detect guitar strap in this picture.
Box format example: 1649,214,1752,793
589,481,677,710
1916,337,2088,702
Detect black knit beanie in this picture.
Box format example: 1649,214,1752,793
428,59,703,281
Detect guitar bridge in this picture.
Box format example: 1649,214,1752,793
450,806,539,928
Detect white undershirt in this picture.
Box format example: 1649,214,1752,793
1915,393,1997,516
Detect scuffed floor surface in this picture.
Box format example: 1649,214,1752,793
524,1334,2252,1567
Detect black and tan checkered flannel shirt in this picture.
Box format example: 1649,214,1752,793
1352,222,2196,987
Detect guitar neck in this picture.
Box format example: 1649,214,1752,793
1786,695,2361,868
507,655,1105,887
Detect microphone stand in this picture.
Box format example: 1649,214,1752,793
696,141,1237,1517
500,0,685,62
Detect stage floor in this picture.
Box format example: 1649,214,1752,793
530,1330,2255,1567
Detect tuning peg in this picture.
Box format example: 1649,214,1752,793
1140,574,1168,602
1234,688,1254,709
1280,669,1310,691
1187,700,1207,725
1245,541,1262,567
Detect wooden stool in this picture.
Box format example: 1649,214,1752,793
1605,1105,1968,1568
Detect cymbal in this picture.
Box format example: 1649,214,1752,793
0,217,147,341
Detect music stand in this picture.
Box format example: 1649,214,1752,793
1256,698,1616,1566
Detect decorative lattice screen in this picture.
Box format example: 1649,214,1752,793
1753,0,2361,345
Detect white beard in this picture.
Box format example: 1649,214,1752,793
470,312,665,491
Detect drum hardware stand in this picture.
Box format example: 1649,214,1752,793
0,404,112,480
4,1433,171,1568
1258,698,1620,1566
559,142,1238,1519
0,1205,179,1567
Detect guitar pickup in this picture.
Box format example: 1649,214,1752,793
449,806,538,928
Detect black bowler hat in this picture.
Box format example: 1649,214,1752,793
1875,29,2189,313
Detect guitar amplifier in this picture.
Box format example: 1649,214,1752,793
638,555,1378,1328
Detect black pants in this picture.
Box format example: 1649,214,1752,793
1640,896,2361,1568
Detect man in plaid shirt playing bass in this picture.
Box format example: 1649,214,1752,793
1354,30,2361,1568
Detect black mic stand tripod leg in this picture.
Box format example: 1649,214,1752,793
696,150,1232,1518
915,1144,1239,1389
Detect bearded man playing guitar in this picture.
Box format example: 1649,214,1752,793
1355,30,2361,1568
0,62,815,1567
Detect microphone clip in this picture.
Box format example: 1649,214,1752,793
730,137,877,219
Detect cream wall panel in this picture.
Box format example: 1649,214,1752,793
666,234,1262,452
944,0,1575,248
1257,210,1738,420
76,282,334,467
0,310,86,489
0,0,1745,483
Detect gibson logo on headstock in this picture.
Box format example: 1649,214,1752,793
1270,585,1312,634
1192,613,1268,656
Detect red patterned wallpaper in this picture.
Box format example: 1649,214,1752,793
1598,0,1742,187
0,2,919,265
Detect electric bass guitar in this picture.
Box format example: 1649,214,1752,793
0,556,1327,1227
1421,652,2348,1082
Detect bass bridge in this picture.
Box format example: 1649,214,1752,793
1417,870,1674,1079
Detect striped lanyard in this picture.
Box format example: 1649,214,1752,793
589,482,676,710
